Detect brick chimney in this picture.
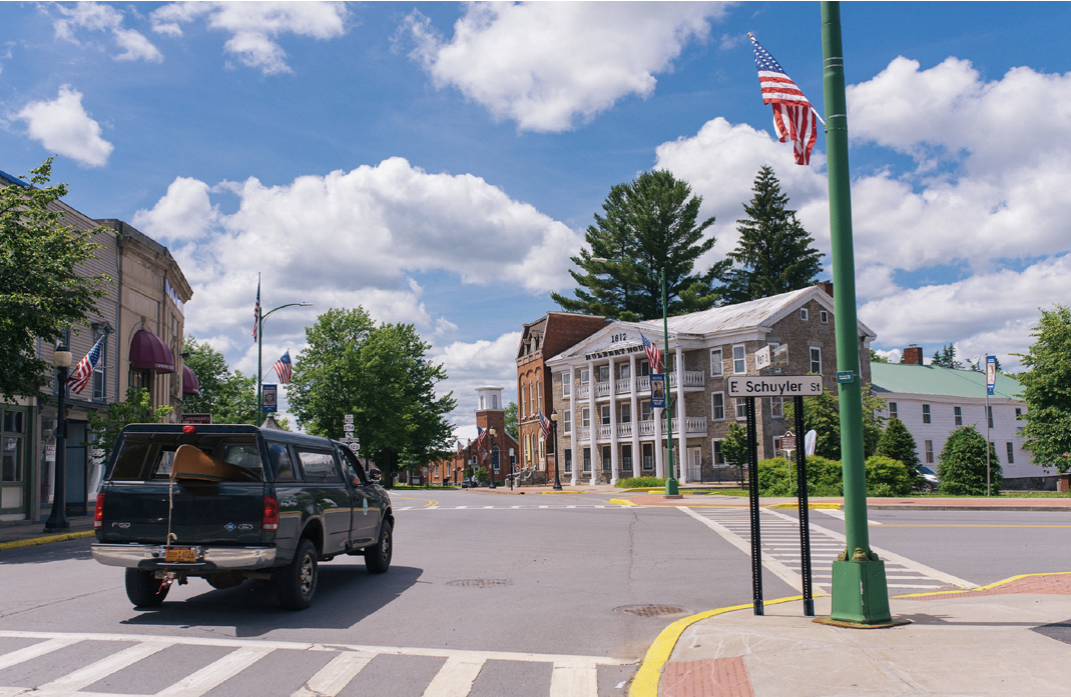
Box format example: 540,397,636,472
902,346,923,365
817,281,833,297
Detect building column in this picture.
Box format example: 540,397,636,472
630,352,640,478
608,356,619,485
568,366,578,487
676,346,688,484
588,359,598,486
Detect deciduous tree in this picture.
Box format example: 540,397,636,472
1014,305,1071,472
181,337,257,424
784,387,886,461
86,388,173,462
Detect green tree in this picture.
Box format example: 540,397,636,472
869,348,888,363
784,386,886,461
1,159,110,400
864,455,915,496
181,337,258,424
721,423,749,467
722,166,823,304
937,425,1002,495
875,417,921,472
550,170,729,321
288,308,457,487
86,388,173,462
504,401,518,439
1015,305,1071,472
931,343,963,369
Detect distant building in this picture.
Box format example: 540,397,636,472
429,386,520,486
871,353,1049,487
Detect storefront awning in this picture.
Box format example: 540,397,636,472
130,330,175,373
182,364,200,395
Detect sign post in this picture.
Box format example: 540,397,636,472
986,356,996,496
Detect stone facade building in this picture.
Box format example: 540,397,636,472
544,285,874,485
516,312,606,484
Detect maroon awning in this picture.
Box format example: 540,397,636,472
182,364,200,395
130,330,175,373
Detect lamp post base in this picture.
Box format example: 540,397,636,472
664,478,679,496
828,559,894,625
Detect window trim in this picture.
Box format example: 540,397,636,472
819,310,828,324
800,308,809,321
735,397,747,420
711,392,725,421
809,347,822,375
1006,441,1015,464
581,407,590,428
710,348,723,377
922,404,931,424
732,344,746,374
562,373,571,396
563,409,571,433
954,406,962,426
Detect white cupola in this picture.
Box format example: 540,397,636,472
475,386,504,412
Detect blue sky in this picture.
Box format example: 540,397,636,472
3,2,1070,438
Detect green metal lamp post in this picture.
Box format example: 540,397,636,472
592,258,679,497
256,302,312,422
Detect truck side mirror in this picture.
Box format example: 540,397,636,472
369,467,382,481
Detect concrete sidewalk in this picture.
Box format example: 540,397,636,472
0,516,94,551
634,573,1071,696
618,492,1071,512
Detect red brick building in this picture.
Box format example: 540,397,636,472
429,386,520,486
516,313,607,484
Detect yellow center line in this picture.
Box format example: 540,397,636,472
391,496,439,508
877,524,1071,528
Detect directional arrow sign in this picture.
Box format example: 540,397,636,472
726,375,824,398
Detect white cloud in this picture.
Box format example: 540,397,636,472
132,177,219,241
432,332,522,440
150,1,348,75
404,2,728,132
13,85,114,167
53,2,163,63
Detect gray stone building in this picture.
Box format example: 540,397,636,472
544,285,874,485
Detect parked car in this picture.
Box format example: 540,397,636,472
917,465,940,492
91,424,393,611
461,477,487,488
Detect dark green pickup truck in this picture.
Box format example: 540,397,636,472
91,424,393,610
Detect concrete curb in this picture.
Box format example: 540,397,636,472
0,530,95,551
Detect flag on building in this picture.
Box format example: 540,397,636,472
538,411,551,440
456,440,464,456
481,449,489,462
67,336,105,395
476,425,486,447
252,279,261,342
273,350,292,384
749,33,818,166
640,333,662,374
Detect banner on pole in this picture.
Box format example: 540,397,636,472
986,356,997,396
262,384,278,413
650,373,666,408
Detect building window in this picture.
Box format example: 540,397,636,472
1006,442,1015,464
619,403,631,423
480,395,486,410
621,444,632,469
493,449,500,472
492,394,499,410
735,398,747,420
800,308,809,321
581,408,590,428
580,369,589,385
597,365,609,382
925,440,934,464
771,397,784,419
809,347,822,375
619,363,631,380
583,448,591,472
563,410,571,434
600,405,611,425
713,439,725,465
922,404,931,424
954,406,962,426
987,406,994,429
711,393,725,421
642,443,654,470
640,399,653,421
602,446,611,471
564,450,572,473
638,359,650,377
732,345,746,374
710,348,723,377
889,402,898,420
820,310,828,324
562,374,571,396
1015,407,1022,420
92,334,108,401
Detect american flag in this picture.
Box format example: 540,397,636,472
749,33,818,166
640,333,662,374
252,279,261,342
67,336,104,395
273,350,292,384
481,449,489,462
538,411,551,440
476,425,486,448
456,440,464,456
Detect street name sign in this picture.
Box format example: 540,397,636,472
726,375,823,397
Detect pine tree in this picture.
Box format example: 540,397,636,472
722,166,823,304
551,170,728,321
931,343,963,369
875,417,921,472
937,425,1002,495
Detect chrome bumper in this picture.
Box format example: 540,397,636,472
91,543,277,570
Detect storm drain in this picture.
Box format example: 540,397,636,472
447,579,513,588
614,604,691,618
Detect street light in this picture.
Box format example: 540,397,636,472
256,302,313,421
488,427,497,489
591,257,679,496
44,346,72,531
550,411,562,490
466,438,473,485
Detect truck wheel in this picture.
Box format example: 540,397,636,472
276,539,318,610
365,520,392,574
125,569,169,608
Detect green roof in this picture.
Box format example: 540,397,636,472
870,361,1022,399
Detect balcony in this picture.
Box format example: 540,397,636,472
668,371,705,389
570,417,706,442
594,382,611,398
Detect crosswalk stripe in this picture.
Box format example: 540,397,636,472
37,640,172,691
550,662,598,697
423,655,486,697
0,638,78,672
291,651,373,697
156,646,274,697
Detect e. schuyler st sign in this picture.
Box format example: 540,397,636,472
726,375,824,397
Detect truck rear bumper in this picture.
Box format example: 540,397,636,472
91,543,277,571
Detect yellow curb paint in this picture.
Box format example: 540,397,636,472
628,594,825,697
541,491,583,495
609,499,636,506
893,571,1071,599
0,530,95,551
767,502,842,510
391,496,439,508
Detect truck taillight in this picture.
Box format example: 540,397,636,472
262,495,279,531
94,493,105,529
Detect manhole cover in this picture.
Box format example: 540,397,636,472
447,579,513,588
614,604,691,618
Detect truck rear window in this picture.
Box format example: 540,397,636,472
109,433,264,482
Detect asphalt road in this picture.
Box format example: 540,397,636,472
0,489,1068,696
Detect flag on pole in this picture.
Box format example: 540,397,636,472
640,333,662,374
749,33,819,166
476,425,486,447
481,449,489,462
456,440,464,456
538,411,551,440
273,350,292,384
67,337,105,395
252,278,261,342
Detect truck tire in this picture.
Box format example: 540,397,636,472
365,520,392,574
276,539,318,610
125,569,169,608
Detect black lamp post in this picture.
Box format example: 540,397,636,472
466,438,473,484
488,426,497,489
45,345,72,531
550,411,562,490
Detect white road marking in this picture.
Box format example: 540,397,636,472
156,646,274,697
37,640,171,691
0,638,78,671
422,655,485,697
291,651,373,697
817,508,883,525
550,661,598,697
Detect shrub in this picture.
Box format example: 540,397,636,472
617,476,666,488
756,456,843,496
876,418,924,488
864,455,914,496
938,426,1002,495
